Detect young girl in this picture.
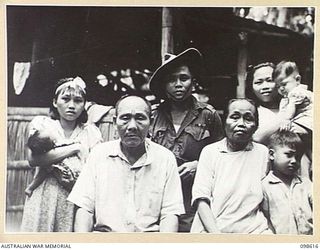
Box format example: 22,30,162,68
191,98,271,233
21,77,102,232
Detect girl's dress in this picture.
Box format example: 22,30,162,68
21,116,102,232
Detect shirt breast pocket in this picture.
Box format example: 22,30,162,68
185,125,210,141
141,189,162,219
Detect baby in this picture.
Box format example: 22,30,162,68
261,130,313,234
25,127,84,197
273,60,313,133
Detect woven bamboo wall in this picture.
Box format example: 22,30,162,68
6,107,117,232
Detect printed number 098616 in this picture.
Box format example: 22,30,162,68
300,244,319,248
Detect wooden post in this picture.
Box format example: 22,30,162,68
162,7,174,61
277,7,288,28
237,32,248,98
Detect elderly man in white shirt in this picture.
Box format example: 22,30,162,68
68,95,184,232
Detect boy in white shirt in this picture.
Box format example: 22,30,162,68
261,130,313,234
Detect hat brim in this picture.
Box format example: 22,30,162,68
149,48,202,99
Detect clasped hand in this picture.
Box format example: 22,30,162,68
51,163,76,191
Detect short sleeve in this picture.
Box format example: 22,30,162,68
67,146,98,213
260,182,270,218
160,153,185,220
302,177,313,210
191,145,215,206
28,116,52,138
260,145,270,178
83,124,103,151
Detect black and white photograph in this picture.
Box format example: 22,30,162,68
6,4,315,239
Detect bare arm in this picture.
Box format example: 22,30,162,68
197,200,220,233
28,143,82,167
74,207,94,232
159,214,179,232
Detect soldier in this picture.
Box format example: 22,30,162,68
149,48,224,232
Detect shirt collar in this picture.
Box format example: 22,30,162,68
267,171,302,185
157,96,205,135
54,119,83,139
192,95,207,110
159,95,204,113
218,138,254,153
107,138,153,169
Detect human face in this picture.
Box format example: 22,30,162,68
116,96,151,148
225,100,257,144
271,145,301,177
275,73,300,97
53,87,85,123
165,65,193,101
252,66,277,103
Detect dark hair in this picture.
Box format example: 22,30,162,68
49,77,88,124
27,130,55,154
159,62,202,100
272,60,300,81
224,98,259,129
269,130,304,157
115,94,152,118
245,62,277,105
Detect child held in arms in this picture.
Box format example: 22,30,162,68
273,60,312,133
25,124,85,197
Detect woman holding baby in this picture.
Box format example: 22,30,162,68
21,77,102,232
246,61,312,179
